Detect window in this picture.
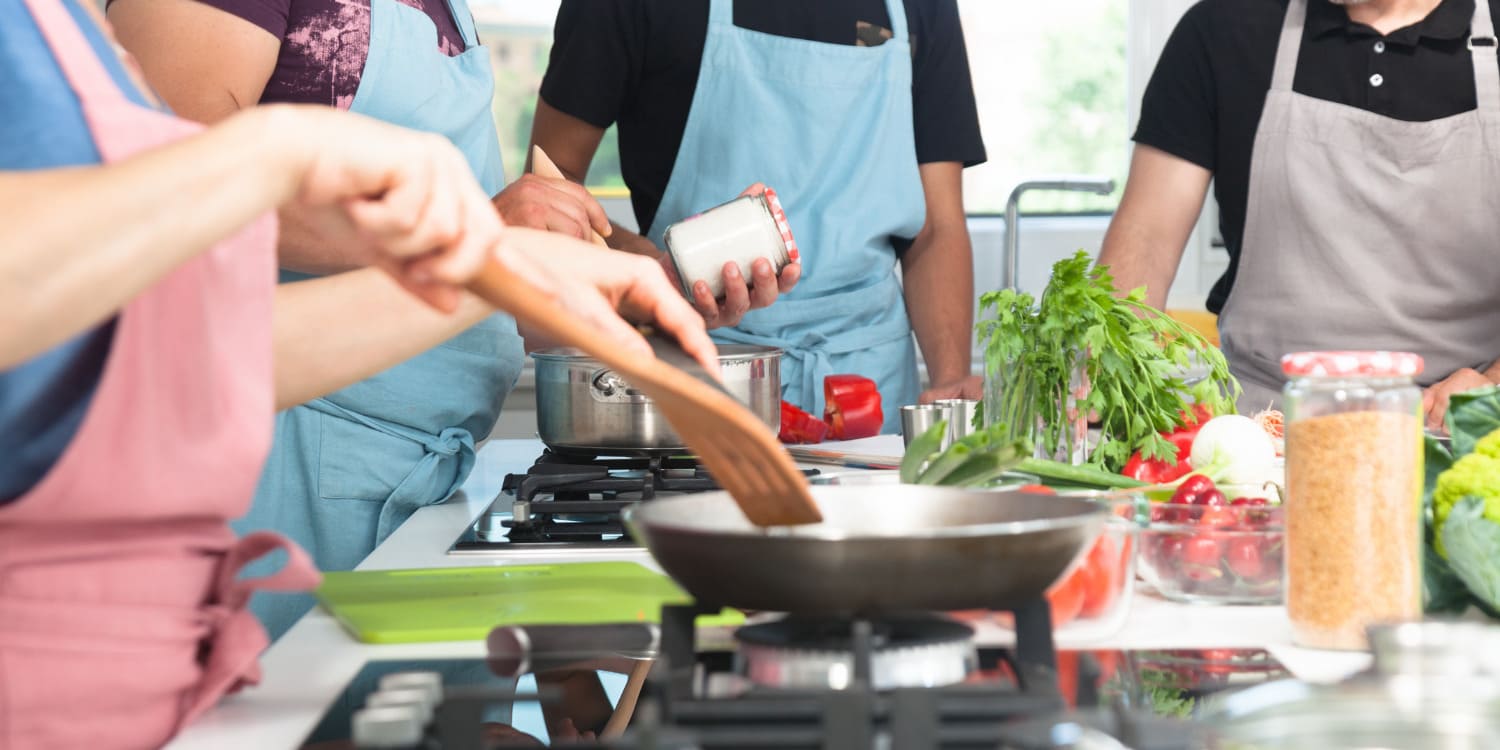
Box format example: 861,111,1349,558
474,2,626,190
957,0,1127,215
473,0,1129,212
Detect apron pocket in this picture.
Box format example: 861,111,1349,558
316,413,428,502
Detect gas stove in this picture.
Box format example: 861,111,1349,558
318,599,1277,749
450,450,816,554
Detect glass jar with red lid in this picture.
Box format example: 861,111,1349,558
1281,351,1424,650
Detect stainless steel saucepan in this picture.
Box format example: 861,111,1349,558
623,484,1108,615
531,344,781,455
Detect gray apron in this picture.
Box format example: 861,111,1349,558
1219,0,1500,411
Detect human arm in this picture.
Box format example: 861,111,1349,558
904,162,980,402
1096,144,1213,309
1423,363,1500,433
0,105,485,367
110,0,610,256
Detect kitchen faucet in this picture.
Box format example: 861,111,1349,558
1000,175,1116,290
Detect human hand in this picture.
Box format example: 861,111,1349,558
491,173,612,242
280,106,501,312
1422,367,1497,433
493,227,719,375
671,182,802,329
919,375,984,404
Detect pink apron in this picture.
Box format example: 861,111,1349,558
0,2,321,748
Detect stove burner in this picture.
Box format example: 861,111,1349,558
451,451,816,552
735,615,977,690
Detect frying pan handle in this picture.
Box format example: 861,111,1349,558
485,623,659,677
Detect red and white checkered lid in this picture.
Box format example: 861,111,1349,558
762,187,799,262
1280,351,1424,378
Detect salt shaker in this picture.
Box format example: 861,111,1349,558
662,188,798,299
1281,351,1424,650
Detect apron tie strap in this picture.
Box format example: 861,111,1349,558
1471,0,1500,112
302,399,477,542
182,532,320,726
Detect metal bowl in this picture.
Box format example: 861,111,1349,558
531,344,780,454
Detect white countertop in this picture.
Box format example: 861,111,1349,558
167,439,1373,750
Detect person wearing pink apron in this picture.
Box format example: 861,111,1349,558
0,1,320,746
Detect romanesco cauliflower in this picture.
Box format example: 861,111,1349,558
1433,427,1500,557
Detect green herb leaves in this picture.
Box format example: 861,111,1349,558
977,251,1239,472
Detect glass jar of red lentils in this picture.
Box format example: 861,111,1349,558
1281,351,1424,650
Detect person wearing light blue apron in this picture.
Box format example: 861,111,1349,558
111,0,524,638
534,0,986,435
646,0,925,432
251,0,521,638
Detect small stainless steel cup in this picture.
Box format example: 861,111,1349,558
937,399,980,444
900,404,951,449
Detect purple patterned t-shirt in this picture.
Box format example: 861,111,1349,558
199,0,467,109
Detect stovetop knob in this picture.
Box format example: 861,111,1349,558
352,705,424,749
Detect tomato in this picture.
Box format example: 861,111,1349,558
1225,538,1264,581
1179,535,1223,582
1079,535,1122,618
1184,403,1214,426
1121,430,1197,483
1170,474,1217,505
777,400,829,444
1017,484,1057,494
1046,569,1088,627
823,374,882,440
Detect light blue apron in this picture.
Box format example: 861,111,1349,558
236,0,523,640
646,0,927,434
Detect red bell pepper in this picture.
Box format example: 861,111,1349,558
778,400,829,444
1121,422,1202,483
823,374,883,441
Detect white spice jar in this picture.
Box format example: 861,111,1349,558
662,188,798,299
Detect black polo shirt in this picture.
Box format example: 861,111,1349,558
539,0,987,235
1134,0,1499,313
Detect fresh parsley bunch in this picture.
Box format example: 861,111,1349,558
976,251,1239,472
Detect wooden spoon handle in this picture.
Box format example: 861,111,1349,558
531,144,610,247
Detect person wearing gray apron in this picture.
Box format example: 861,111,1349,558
1103,0,1500,420
1219,0,1500,411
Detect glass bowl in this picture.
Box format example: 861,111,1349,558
814,475,1142,638
996,489,1143,642
1137,503,1284,605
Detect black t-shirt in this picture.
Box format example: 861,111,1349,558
540,0,987,234
1134,0,1497,313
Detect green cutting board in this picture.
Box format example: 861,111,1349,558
316,562,742,644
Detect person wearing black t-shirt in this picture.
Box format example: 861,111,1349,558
532,0,987,430
1100,0,1500,428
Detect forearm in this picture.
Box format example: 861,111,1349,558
1097,145,1211,309
1097,217,1181,310
273,270,492,409
902,225,975,386
275,206,376,274
0,107,305,368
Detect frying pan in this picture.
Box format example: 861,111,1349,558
622,484,1107,615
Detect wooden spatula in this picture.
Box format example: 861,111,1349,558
468,252,821,528
530,145,611,248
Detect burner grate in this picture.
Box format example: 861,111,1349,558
465,451,812,548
